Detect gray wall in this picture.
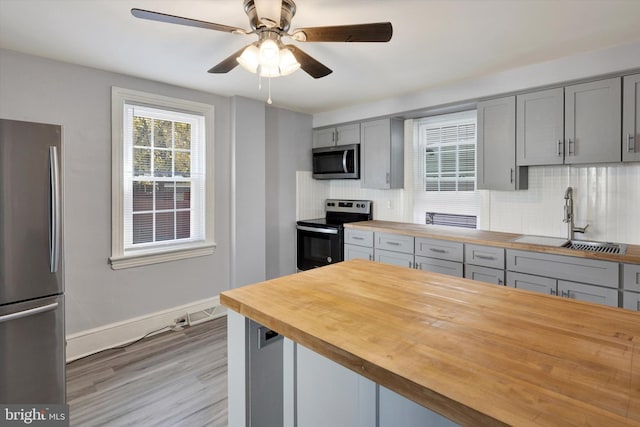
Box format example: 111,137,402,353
0,48,311,335
265,107,312,279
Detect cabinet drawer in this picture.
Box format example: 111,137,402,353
375,233,414,254
506,249,618,288
345,229,373,247
415,256,463,277
623,291,640,311
465,265,505,285
623,264,640,292
465,244,505,269
344,244,373,261
374,249,413,268
507,271,556,295
557,280,619,308
414,237,463,262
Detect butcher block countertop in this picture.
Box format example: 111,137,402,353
221,259,640,427
345,220,640,264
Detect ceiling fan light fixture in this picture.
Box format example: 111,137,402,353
278,47,300,76
258,38,280,67
237,44,260,73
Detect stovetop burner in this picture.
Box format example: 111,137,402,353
297,199,373,228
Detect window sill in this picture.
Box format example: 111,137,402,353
109,242,216,270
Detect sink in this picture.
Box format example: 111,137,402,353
562,240,627,255
511,235,568,247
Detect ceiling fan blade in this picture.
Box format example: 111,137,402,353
131,8,246,34
286,45,332,79
254,0,282,28
208,46,248,74
291,22,392,42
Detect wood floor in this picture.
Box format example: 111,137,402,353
66,316,228,427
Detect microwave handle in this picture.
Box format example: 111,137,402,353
342,150,348,173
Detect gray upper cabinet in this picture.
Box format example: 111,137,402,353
623,73,640,162
564,77,621,164
477,96,527,191
361,118,404,189
312,123,360,148
516,88,564,166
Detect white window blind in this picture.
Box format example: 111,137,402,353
413,110,479,225
123,104,206,250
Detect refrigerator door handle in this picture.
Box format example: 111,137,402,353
0,302,59,324
49,146,61,273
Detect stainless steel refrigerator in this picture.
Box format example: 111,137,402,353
0,118,65,404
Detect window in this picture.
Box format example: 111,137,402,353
413,110,479,225
110,87,215,269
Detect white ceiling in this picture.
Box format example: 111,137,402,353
1,0,640,114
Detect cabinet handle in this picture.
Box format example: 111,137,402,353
386,172,390,184
510,168,514,183
352,236,364,240
628,133,636,152
567,138,574,155
368,254,373,261
637,300,640,311
386,241,400,246
429,248,447,253
498,278,503,285
408,261,413,268
550,289,557,296
561,290,569,298
557,140,563,157
475,254,496,261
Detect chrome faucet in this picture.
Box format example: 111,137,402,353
563,187,589,240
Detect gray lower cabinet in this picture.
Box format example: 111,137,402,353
623,73,640,162
375,232,414,254
477,96,528,190
507,271,556,295
516,87,565,166
465,264,505,285
345,228,374,247
345,244,373,261
375,249,414,268
361,118,404,189
564,77,621,164
415,255,463,277
623,263,640,292
623,292,640,311
379,386,458,427
557,280,618,307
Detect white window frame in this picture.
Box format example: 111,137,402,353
110,87,215,269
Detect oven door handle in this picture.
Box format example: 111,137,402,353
297,225,339,235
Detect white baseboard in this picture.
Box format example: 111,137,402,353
65,296,227,362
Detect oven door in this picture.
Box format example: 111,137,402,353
296,225,343,271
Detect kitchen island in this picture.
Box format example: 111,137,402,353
221,259,640,426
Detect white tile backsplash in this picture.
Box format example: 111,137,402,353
296,163,640,245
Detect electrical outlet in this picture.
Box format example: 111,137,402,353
174,316,188,327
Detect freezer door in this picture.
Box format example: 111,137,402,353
0,119,63,305
0,295,65,403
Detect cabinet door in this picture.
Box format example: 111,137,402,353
379,386,458,427
313,127,336,148
375,249,414,268
464,244,505,269
623,74,640,162
507,271,557,296
516,88,564,166
414,237,463,262
335,123,360,146
477,96,526,190
415,256,463,277
464,264,505,285
361,119,391,189
565,77,621,164
296,344,376,427
557,280,619,308
344,244,373,261
623,263,640,292
623,291,640,311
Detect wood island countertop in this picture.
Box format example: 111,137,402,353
221,259,640,427
345,220,640,264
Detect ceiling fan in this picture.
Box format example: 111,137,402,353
131,0,393,80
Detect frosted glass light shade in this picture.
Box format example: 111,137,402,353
259,39,280,68
237,44,260,73
278,48,300,76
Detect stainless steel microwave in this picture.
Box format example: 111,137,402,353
312,143,360,179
